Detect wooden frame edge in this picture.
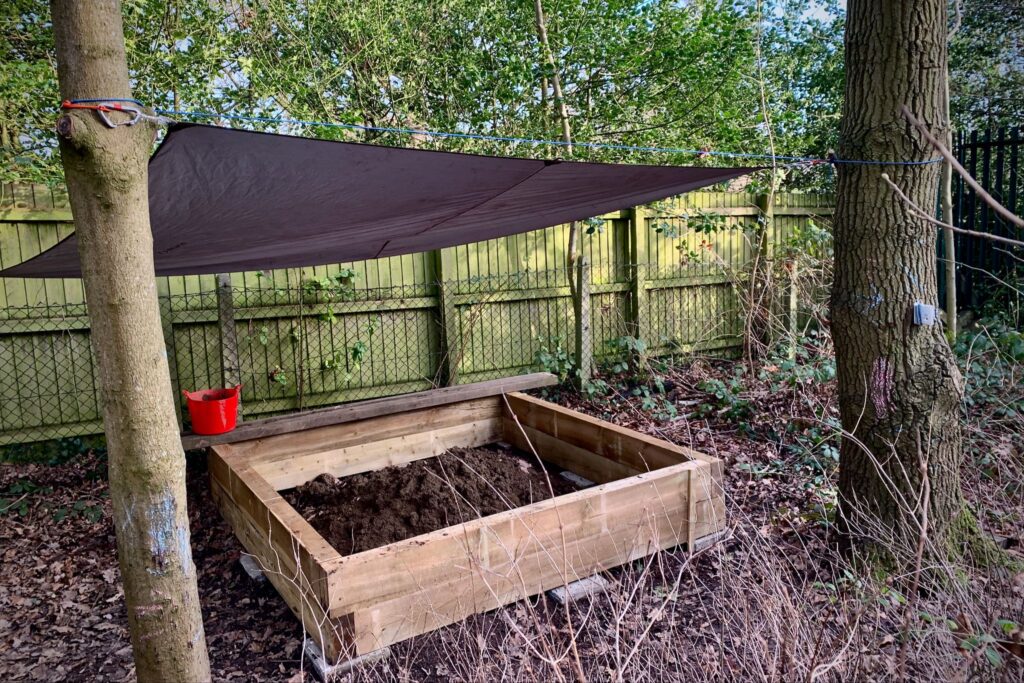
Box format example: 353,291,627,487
183,372,558,449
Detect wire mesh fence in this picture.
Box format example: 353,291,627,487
0,263,752,446
1,187,836,447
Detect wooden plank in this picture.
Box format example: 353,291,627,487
216,273,243,422
324,460,722,655
647,335,743,357
502,419,640,484
435,248,460,385
210,447,341,600
338,484,723,656
0,419,105,446
181,373,557,449
503,392,720,473
0,316,91,334
650,206,759,217
644,274,733,290
209,476,347,659
240,380,435,417
628,206,649,340
166,296,438,324
573,259,592,382
773,206,834,216
327,461,702,611
448,283,629,307
0,208,73,222
253,416,503,490
157,282,184,431
234,396,500,463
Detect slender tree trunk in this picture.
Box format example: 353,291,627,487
941,48,957,339
533,0,589,383
832,0,985,562
50,1,211,679
533,0,572,147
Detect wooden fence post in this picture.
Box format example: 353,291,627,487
574,257,592,384
434,249,460,386
627,205,649,341
216,273,243,422
788,260,799,359
755,193,775,258
751,193,775,352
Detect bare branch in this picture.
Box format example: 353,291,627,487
881,173,1024,249
901,105,1024,231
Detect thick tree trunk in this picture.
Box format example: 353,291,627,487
50,1,211,680
832,1,981,562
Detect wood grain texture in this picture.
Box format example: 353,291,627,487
209,393,725,660
182,373,555,449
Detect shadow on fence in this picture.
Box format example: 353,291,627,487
0,188,836,446
0,264,755,446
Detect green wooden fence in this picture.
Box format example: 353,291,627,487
0,183,833,446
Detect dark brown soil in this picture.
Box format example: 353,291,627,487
282,444,579,556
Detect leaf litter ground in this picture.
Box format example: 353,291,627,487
1,356,1021,681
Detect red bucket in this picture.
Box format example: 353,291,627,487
183,385,241,435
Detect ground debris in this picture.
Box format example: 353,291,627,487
2,354,1021,681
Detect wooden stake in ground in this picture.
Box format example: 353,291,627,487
832,0,997,564
49,1,211,679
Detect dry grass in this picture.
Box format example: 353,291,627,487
2,305,1020,682
331,339,1023,682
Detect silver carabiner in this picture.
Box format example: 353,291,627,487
95,105,143,128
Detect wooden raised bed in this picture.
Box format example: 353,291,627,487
209,376,725,661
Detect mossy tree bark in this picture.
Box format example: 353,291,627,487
49,1,211,679
833,0,983,563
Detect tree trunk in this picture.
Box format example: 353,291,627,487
50,1,211,680
533,0,589,384
832,0,984,563
941,68,957,339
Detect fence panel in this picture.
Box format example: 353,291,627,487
949,128,1023,309
0,182,832,445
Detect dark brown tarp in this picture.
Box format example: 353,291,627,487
1,123,755,278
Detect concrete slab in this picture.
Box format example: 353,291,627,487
303,640,390,682
547,574,611,604
239,554,267,583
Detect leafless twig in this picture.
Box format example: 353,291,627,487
881,173,1024,249
901,105,1024,231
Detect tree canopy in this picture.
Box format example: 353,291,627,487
3,0,845,186
949,0,1024,130
1,0,1013,187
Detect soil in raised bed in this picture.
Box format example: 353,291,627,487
282,443,580,556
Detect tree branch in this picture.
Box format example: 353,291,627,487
901,105,1024,231
880,173,1024,248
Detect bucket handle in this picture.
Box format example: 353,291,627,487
182,385,243,399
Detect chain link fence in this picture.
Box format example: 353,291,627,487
0,263,751,447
